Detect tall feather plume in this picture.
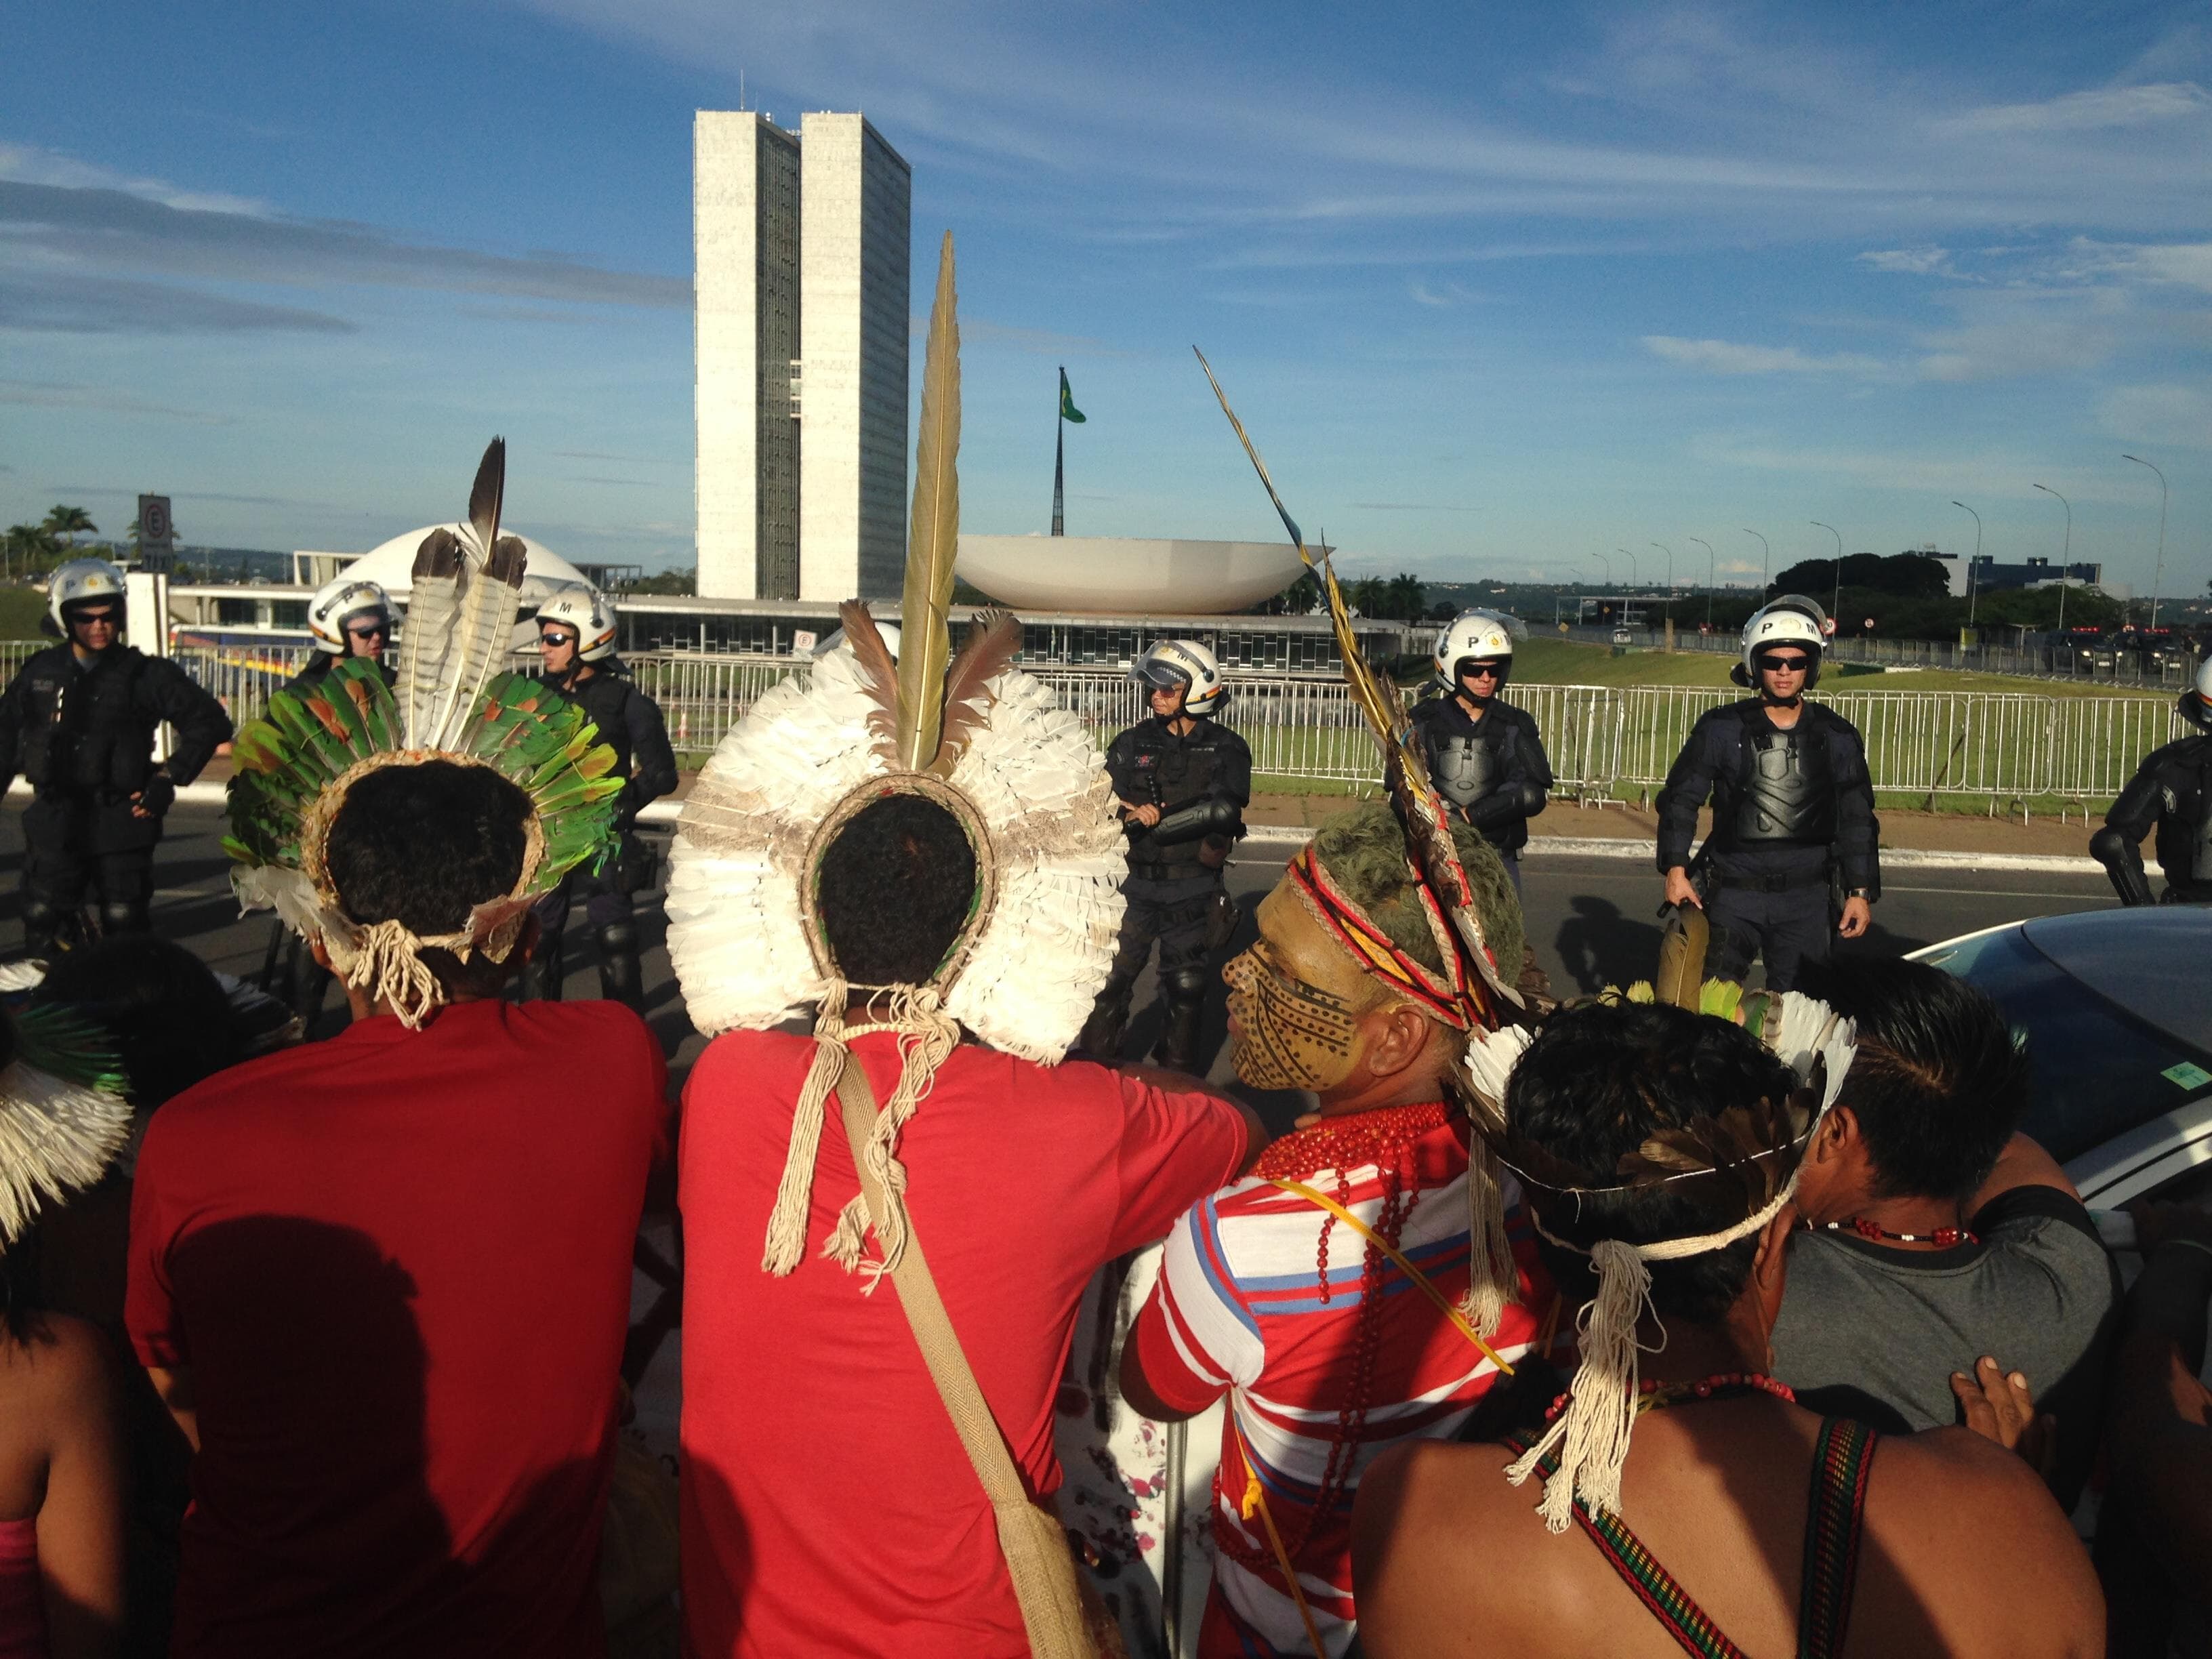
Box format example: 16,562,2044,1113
1193,347,1514,1021
935,608,1022,774
895,232,962,773
1654,904,1710,1010
836,600,900,761
400,530,463,748
415,441,529,749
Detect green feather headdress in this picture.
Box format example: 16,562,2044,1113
224,439,623,1027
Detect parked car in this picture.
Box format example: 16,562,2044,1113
1912,906,2212,1208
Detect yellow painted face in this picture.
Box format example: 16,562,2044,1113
1222,880,1391,1092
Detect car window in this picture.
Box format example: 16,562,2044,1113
1921,926,2212,1164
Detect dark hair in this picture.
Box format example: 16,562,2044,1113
325,761,531,935
816,794,978,988
1506,1000,1803,1324
33,934,245,1111
1797,958,2028,1203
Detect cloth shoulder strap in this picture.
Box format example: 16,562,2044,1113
1795,1415,1877,1659
832,1062,1095,1659
1500,1433,1750,1659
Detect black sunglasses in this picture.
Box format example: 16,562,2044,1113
1753,653,1811,672
1460,661,1505,678
541,631,577,648
346,621,388,638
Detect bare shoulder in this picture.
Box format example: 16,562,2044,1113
1355,1441,1552,1658
0,1317,118,1422
1353,1439,1519,1584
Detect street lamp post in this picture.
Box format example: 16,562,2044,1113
1651,542,1674,630
2033,483,2071,638
1811,520,1843,626
1950,500,1982,632
1742,528,1769,593
2123,454,2169,628
1689,537,1715,627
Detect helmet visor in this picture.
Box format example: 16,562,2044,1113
1134,658,1192,692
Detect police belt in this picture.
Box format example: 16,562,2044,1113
1126,859,1213,882
1711,867,1829,894
34,785,138,809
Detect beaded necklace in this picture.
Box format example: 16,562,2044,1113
1227,1101,1458,1569
1827,1216,1977,1248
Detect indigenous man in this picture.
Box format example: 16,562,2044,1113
131,442,668,1656
1120,800,1547,1658
1778,958,2119,1508
667,237,1264,1658
1079,638,1252,1072
1352,997,2104,1659
1657,595,1879,991
0,558,232,958
1410,609,1551,893
523,589,677,1011
2091,655,2212,906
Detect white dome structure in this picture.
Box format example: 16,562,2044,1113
344,525,591,603
956,534,1305,616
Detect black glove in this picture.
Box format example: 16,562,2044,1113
135,773,176,817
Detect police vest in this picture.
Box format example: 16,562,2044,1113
1732,710,1837,846
1431,729,1501,809
2192,756,2212,884
19,648,163,798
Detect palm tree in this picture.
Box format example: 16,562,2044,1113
4,524,60,583
42,506,95,550
1386,573,1427,622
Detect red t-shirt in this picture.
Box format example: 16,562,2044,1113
127,998,669,1659
678,1032,1252,1659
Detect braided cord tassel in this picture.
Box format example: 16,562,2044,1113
762,980,850,1275
1504,1237,1651,1532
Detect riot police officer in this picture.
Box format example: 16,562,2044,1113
0,558,232,958
1410,608,1552,893
262,574,398,1025
520,588,677,1010
286,574,396,696
2091,657,2212,906
1656,596,1879,991
1078,639,1251,1072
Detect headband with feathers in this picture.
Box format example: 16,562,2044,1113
224,440,624,1028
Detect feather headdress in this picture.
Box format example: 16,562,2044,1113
224,439,623,1028
0,1002,131,1248
665,233,1126,1290
1459,985,1856,1534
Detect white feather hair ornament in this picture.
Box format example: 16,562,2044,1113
665,233,1126,1290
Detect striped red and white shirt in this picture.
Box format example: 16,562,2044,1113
1129,1109,1549,1658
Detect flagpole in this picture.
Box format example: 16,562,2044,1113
1052,365,1066,536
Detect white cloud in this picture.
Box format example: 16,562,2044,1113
1643,335,1889,377
1940,81,2211,136
1858,247,1954,276
0,142,266,216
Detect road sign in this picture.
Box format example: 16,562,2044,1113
138,495,173,550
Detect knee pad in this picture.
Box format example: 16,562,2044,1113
1163,966,1211,1005
596,918,640,956
98,898,146,937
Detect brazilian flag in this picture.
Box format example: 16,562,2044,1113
1059,367,1086,424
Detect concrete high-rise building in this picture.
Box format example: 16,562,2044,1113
693,109,910,602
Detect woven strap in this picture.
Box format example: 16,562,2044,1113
832,1065,1094,1659
1797,1416,1876,1659
1502,1435,1748,1659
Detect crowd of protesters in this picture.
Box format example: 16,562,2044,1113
0,611,2206,1659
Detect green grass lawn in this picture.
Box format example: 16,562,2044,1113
1500,635,2168,701
0,588,49,640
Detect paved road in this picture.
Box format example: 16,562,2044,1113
0,803,2118,1087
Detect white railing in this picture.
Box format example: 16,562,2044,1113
127,644,2193,805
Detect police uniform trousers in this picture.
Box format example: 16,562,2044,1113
526,839,644,1009
1705,874,1831,994
20,796,159,952
1082,869,1223,1069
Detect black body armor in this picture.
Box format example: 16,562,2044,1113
1430,733,1500,810
1732,721,1837,846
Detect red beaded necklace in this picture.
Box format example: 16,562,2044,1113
1255,1101,1456,1183
1544,1372,1797,1424
1828,1216,1977,1248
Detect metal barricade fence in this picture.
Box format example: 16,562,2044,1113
139,644,2191,805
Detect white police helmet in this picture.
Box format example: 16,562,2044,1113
2182,655,2212,732
535,587,619,663
46,557,127,636
1132,639,1225,717
306,575,394,655
1734,595,1830,689
1433,609,1519,689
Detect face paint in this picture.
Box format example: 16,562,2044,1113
1223,882,1385,1092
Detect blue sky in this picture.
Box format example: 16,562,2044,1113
3,1,2209,596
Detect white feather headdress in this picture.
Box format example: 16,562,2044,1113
664,232,1126,1290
